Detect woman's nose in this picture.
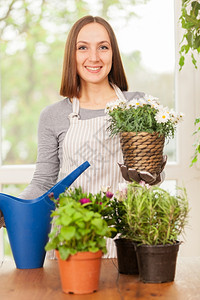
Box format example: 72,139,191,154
88,49,99,61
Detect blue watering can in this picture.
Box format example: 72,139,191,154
0,161,90,269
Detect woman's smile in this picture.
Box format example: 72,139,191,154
85,66,102,72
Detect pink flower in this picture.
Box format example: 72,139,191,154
79,198,92,204
106,191,114,199
139,180,150,189
48,192,54,199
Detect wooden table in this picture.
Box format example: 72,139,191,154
0,256,200,300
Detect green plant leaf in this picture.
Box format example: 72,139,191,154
179,55,185,69
91,218,103,228
60,226,76,240
58,246,72,260
60,215,72,226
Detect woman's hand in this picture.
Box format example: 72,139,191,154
118,155,167,185
0,210,5,228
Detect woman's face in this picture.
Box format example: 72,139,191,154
76,22,113,86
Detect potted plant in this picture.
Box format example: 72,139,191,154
108,183,139,275
105,94,184,181
179,0,200,70
124,182,189,283
45,187,115,295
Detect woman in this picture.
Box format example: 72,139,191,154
19,15,163,200
0,16,165,254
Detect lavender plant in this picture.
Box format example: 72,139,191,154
124,182,189,245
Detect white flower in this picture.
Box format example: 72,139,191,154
144,94,160,105
127,98,146,108
169,110,185,124
101,185,111,193
127,99,141,108
115,182,128,201
138,98,147,107
178,112,184,120
105,98,126,113
155,108,170,123
118,182,128,192
150,101,160,109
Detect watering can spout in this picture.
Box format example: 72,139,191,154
0,161,90,269
48,160,90,199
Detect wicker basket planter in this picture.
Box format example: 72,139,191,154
120,132,165,174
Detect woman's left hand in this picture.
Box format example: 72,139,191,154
0,210,5,228
118,155,167,185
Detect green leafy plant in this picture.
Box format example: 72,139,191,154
105,94,184,140
45,188,115,260
124,182,189,245
190,117,200,166
106,183,133,239
55,186,114,224
179,0,200,70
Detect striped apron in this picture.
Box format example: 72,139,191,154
60,85,126,257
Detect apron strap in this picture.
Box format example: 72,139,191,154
68,97,80,121
68,84,125,121
111,83,127,102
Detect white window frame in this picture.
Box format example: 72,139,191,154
1,1,200,260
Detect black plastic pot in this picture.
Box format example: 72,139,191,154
114,238,139,275
135,242,180,283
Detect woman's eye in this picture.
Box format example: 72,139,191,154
99,45,109,50
77,46,87,50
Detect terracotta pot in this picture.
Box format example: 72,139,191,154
56,250,102,294
135,242,180,283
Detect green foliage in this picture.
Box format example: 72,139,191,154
106,99,182,140
45,188,115,260
108,105,174,138
53,186,115,226
179,0,200,70
190,117,200,166
108,195,133,239
124,182,189,245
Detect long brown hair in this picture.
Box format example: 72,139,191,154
60,15,128,98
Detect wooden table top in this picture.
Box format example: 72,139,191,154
0,256,200,300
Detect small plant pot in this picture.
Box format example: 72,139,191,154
135,242,180,283
56,250,102,294
114,238,139,275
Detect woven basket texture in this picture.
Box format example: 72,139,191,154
120,132,165,174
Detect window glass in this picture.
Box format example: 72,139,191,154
160,180,177,196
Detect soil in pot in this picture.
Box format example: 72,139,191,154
135,242,180,283
114,238,139,275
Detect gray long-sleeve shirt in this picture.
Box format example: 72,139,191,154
19,91,144,199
